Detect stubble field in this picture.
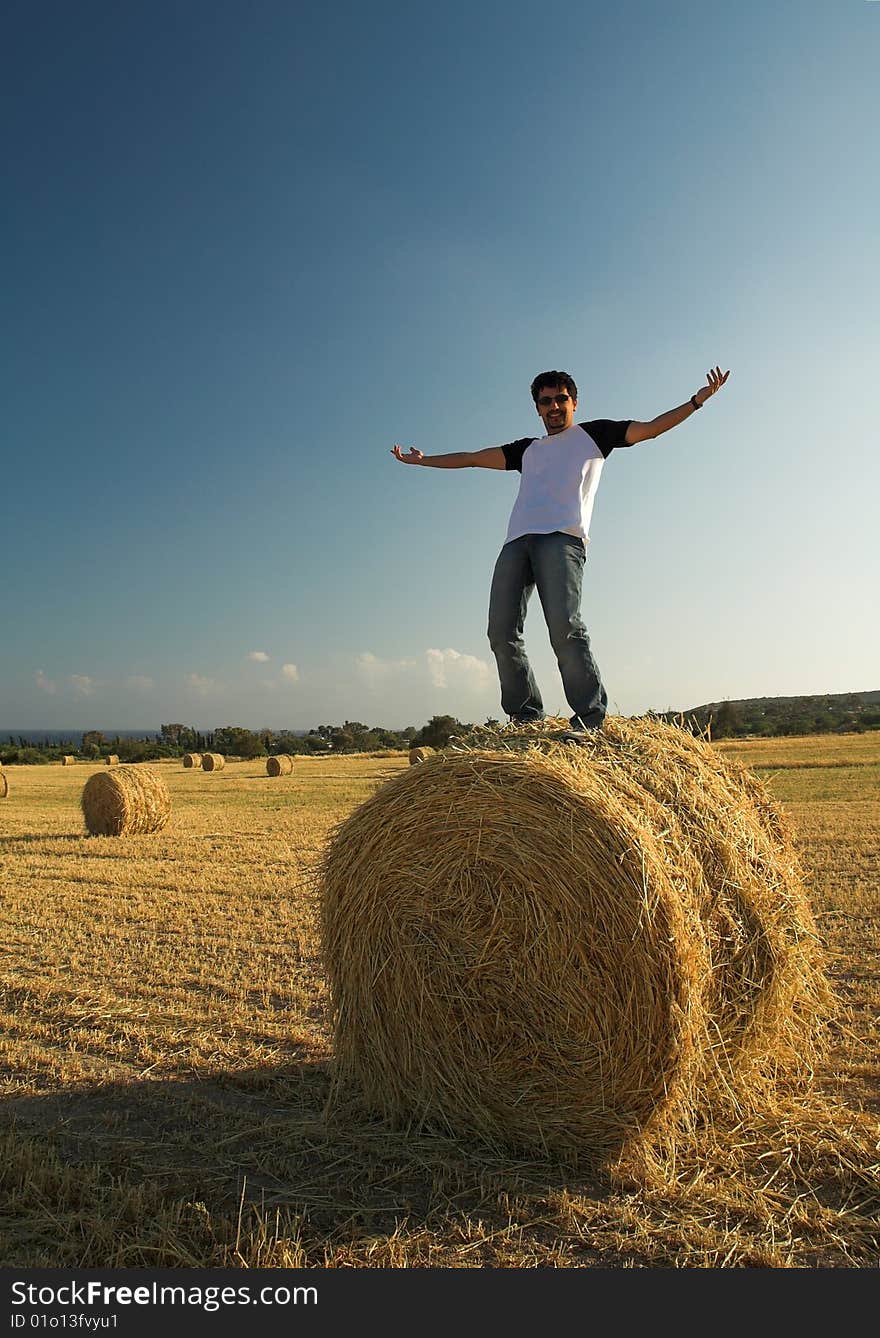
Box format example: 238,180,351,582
1,732,878,1268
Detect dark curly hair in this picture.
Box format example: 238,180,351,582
530,370,578,404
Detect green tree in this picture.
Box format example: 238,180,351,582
712,702,741,739
413,715,467,748
81,730,106,758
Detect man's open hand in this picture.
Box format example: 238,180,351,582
391,444,424,464
694,366,730,406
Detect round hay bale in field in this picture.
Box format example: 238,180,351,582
266,754,294,776
0,772,8,799
201,753,225,771
81,765,171,836
182,752,202,768
105,754,119,765
61,755,76,766
319,716,830,1161
408,746,436,765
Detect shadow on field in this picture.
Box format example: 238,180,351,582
1,1061,608,1248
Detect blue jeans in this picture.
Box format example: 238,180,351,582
487,531,607,728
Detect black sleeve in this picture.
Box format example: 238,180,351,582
500,437,533,472
579,420,633,458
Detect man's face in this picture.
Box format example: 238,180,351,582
535,385,577,435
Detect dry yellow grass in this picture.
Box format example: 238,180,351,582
0,737,877,1268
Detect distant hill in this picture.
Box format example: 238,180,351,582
667,690,880,739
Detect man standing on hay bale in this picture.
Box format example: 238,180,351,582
393,366,729,739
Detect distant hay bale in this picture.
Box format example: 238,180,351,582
0,773,8,799
105,754,119,765
201,752,225,771
182,752,202,768
266,754,294,776
408,746,436,764
61,755,76,766
320,716,830,1162
81,765,171,837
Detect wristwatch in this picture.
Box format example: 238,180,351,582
690,395,702,410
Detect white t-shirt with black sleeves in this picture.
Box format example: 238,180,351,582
500,419,632,547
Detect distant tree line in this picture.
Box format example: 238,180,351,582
3,693,877,764
0,715,473,765
660,691,880,740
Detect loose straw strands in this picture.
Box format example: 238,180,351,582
319,716,831,1163
81,765,171,836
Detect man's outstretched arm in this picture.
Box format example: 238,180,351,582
624,366,730,446
391,444,507,469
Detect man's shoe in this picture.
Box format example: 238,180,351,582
560,720,603,745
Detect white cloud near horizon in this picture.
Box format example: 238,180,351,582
426,647,492,691
356,651,418,689
35,669,57,695
71,674,96,696
248,651,270,662
185,672,218,696
281,663,299,682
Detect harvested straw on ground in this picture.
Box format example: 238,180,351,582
0,773,8,799
320,715,830,1161
81,765,171,836
105,754,119,765
266,754,294,776
61,755,75,766
408,746,436,765
182,752,202,768
201,752,225,771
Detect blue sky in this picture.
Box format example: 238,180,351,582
3,0,878,731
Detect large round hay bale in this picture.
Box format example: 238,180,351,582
0,773,8,799
319,716,830,1161
182,752,202,768
61,755,75,766
266,754,294,776
201,753,225,771
105,754,119,765
81,765,171,836
408,746,436,765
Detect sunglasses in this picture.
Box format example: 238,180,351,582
537,394,571,407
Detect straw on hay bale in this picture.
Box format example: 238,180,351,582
81,765,171,837
319,715,830,1161
61,755,75,766
105,754,119,765
266,754,294,776
408,746,436,765
182,752,202,768
0,773,8,799
201,752,225,771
